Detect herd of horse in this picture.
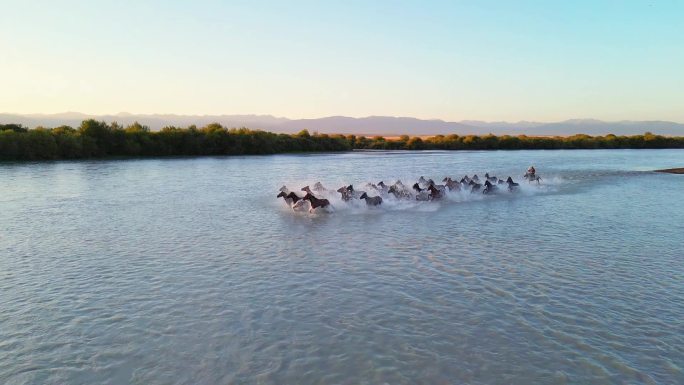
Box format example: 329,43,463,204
277,171,542,213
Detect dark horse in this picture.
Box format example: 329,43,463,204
412,183,430,201
277,191,302,206
336,185,353,201
359,192,383,206
485,173,498,183
506,176,520,191
427,184,444,200
376,181,390,194
301,193,332,213
482,180,498,194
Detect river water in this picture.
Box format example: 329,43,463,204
1,149,683,385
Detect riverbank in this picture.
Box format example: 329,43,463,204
655,168,684,174
2,120,684,161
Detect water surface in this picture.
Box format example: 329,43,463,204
1,150,683,385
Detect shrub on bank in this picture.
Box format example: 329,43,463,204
1,121,683,160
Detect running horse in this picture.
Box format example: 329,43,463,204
299,193,332,213
523,172,542,184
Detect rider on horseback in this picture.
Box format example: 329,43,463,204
524,166,541,184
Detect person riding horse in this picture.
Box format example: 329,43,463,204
524,166,542,184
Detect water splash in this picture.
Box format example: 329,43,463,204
276,175,563,215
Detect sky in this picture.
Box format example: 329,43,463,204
1,0,683,122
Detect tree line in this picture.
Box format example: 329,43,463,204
1,120,683,161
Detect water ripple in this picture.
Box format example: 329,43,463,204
1,150,683,384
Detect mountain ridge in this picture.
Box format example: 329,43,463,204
2,112,683,136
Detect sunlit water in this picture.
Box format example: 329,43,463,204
1,149,683,385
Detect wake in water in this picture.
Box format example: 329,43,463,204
277,172,562,215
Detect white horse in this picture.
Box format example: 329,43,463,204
524,172,542,184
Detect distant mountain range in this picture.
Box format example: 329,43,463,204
2,112,684,136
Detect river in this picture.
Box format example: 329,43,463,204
1,149,683,384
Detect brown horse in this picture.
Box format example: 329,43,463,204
336,185,353,201
427,184,444,200
442,177,461,191
301,185,314,195
277,191,301,206
301,193,331,213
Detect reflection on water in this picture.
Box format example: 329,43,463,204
1,149,683,385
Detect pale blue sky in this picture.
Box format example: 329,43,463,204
1,0,683,121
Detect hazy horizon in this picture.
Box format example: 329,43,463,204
5,111,684,137
4,110,684,125
2,1,683,121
